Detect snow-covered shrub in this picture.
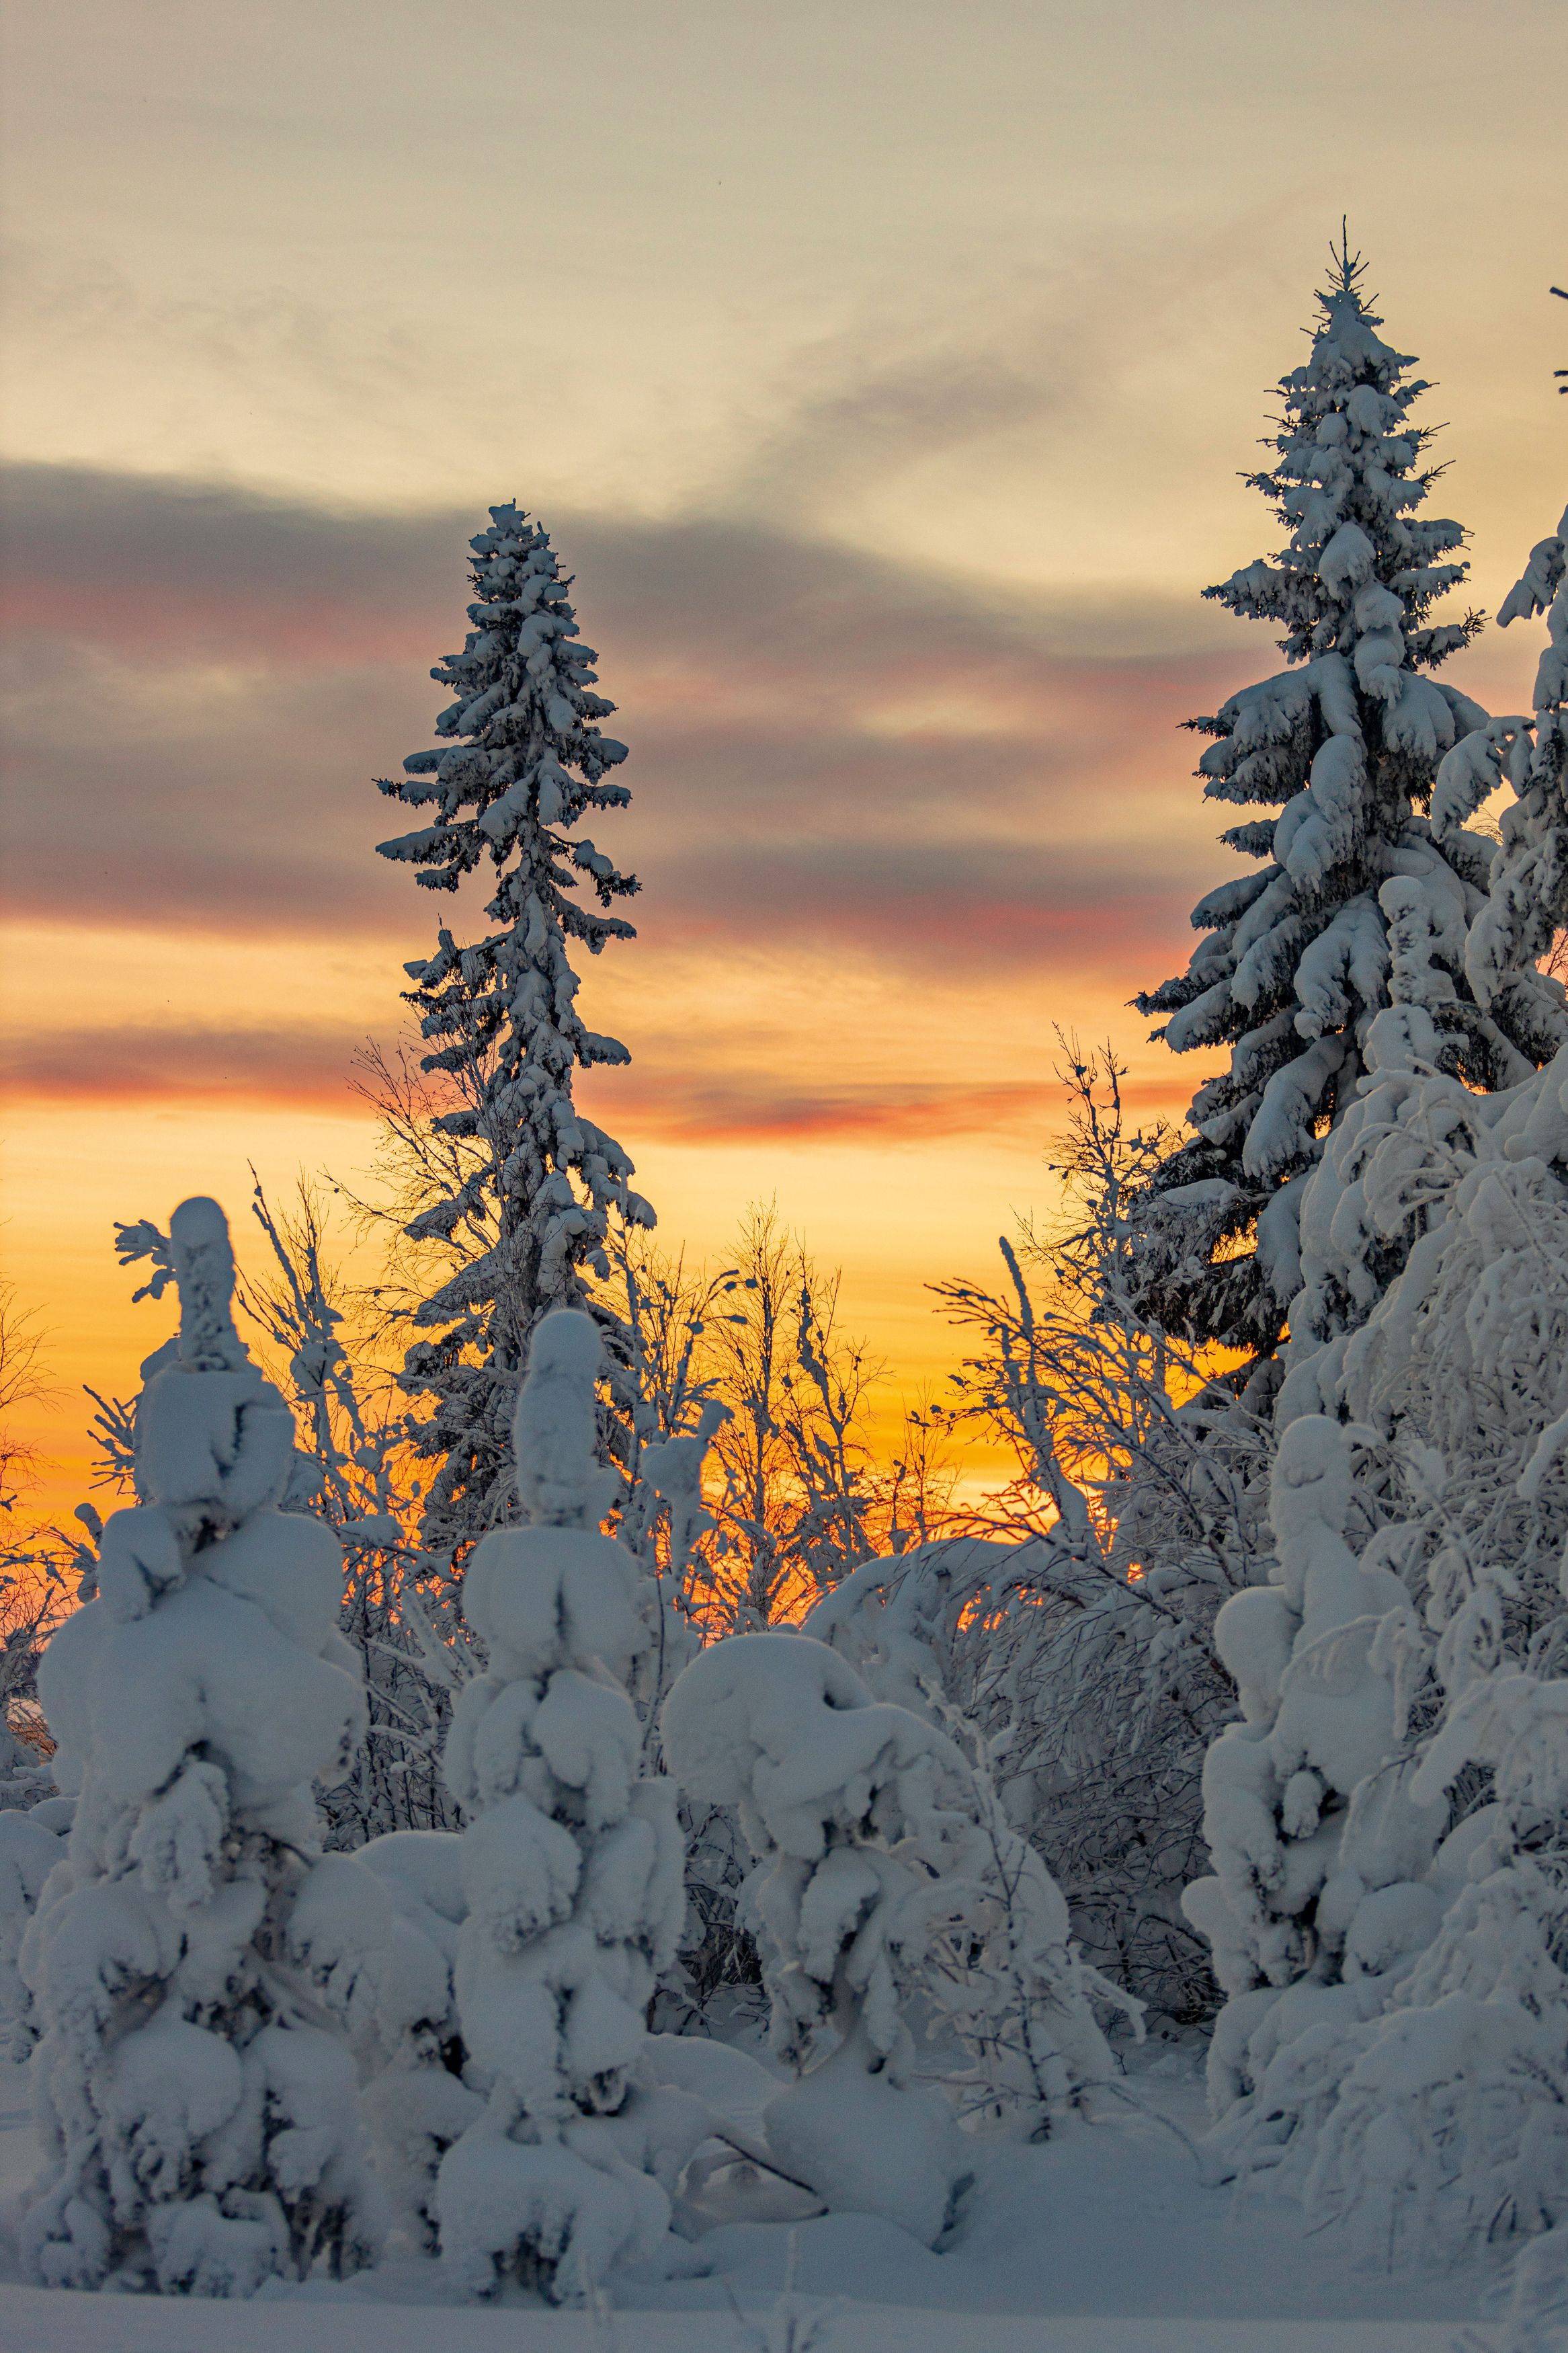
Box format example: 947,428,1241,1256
661,1631,962,2243
1181,1416,1450,2130
434,1308,693,2303
17,1197,380,2297
930,1054,1273,2022
1296,1663,1568,2265
802,1527,1220,2024
805,1536,1035,1719
0,1718,52,1812
661,1630,1118,2243
282,1826,478,2252
921,1694,1135,2135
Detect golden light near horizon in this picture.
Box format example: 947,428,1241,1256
1,0,1563,1528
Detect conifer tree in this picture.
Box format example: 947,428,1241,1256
19,1199,378,2296
1128,243,1508,1365
436,1311,690,2303
376,507,654,1561
1178,284,1568,2279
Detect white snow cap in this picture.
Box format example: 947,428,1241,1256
168,1197,249,1373
511,1310,618,1530
134,1199,296,1538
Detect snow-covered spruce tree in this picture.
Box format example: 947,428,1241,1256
1128,245,1509,1365
1178,379,1568,2260
1221,1117,1568,2264
661,1632,1119,2243
17,1198,379,2297
1179,1027,1568,2251
1209,955,1568,2256
1180,1414,1457,2145
434,1309,694,2304
375,506,655,1562
110,1193,462,1847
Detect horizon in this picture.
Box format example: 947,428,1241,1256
1,0,1562,1522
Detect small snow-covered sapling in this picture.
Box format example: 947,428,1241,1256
662,1630,1116,2241
436,1310,695,2304
19,1196,378,2297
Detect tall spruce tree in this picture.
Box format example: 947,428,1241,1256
1127,244,1514,1365
376,507,653,1562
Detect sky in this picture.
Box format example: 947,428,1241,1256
1,0,1563,1515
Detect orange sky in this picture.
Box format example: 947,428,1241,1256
1,1,1563,1525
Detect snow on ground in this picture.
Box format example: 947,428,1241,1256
0,2047,1512,2349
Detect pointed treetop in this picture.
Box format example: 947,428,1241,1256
1303,235,1403,392
1326,217,1365,300
1196,240,1474,672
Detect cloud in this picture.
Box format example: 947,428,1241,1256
723,315,1071,519
1,461,1239,988
0,1014,1040,1148
6,1011,1180,1154
0,1023,364,1107
590,1069,1061,1147
0,460,456,662
637,839,1198,983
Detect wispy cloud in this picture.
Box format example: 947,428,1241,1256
2,1012,1188,1150
0,1023,365,1107
0,463,1237,989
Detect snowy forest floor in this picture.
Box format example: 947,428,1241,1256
0,2041,1521,2350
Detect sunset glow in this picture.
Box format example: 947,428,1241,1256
1,0,1559,1529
